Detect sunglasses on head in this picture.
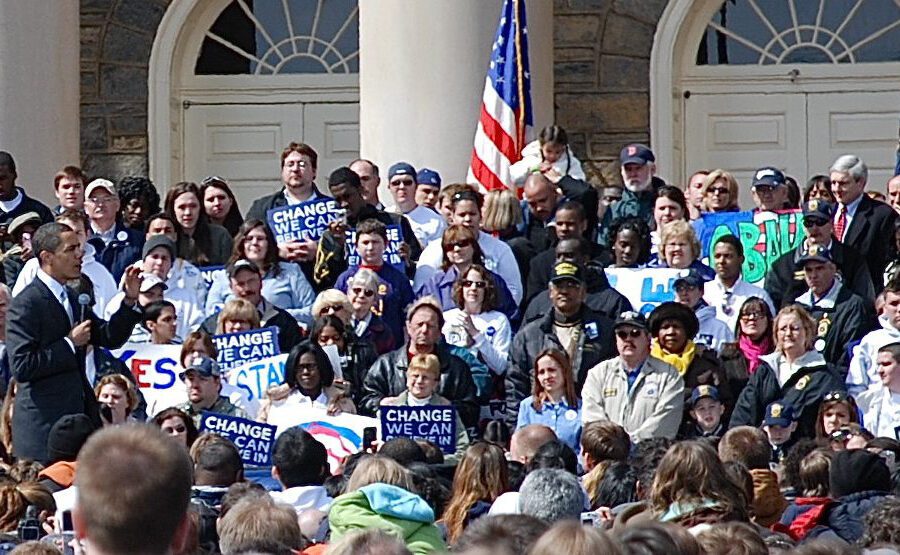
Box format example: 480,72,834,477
351,287,375,298
823,391,849,403
462,279,487,289
616,328,643,339
201,175,228,186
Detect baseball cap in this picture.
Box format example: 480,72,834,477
614,310,648,332
142,235,176,261
7,211,41,236
619,144,655,166
85,178,117,198
416,168,441,188
139,273,168,293
178,355,221,381
673,268,707,289
228,259,261,278
550,261,585,285
764,401,795,428
802,199,835,221
690,385,721,406
388,162,417,181
795,243,833,268
751,167,786,189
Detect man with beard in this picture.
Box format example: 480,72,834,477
599,144,664,246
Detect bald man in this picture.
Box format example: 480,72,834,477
510,424,557,466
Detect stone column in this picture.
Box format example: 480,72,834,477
359,0,553,201
0,0,80,207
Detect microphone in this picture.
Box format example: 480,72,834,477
77,294,91,323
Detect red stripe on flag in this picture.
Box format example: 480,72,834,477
470,149,507,191
479,105,518,162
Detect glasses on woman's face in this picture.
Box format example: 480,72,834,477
351,287,375,298
296,362,318,372
462,279,487,289
323,304,345,314
162,424,186,435
707,187,729,196
445,240,473,250
740,310,765,321
615,329,643,339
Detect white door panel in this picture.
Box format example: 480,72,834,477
302,103,361,190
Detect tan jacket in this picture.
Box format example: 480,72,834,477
581,355,684,442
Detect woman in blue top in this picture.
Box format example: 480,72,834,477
516,348,582,452
206,219,315,321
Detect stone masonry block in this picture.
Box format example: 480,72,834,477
612,0,669,25
114,0,167,32
599,55,650,90
102,23,153,64
100,65,148,101
81,117,108,152
555,92,649,133
600,13,654,57
555,15,601,45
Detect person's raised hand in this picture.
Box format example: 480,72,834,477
122,266,142,302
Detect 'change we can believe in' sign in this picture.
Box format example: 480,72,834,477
380,406,457,454
213,327,280,372
266,198,340,244
345,224,404,271
200,412,276,466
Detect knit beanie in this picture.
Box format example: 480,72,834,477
829,449,891,498
46,414,97,463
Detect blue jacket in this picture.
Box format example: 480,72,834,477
87,221,144,282
415,266,519,325
206,261,315,321
336,264,414,342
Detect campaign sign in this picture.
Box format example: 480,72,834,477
200,412,276,466
267,198,339,244
693,210,805,286
269,408,380,473
345,224,404,271
199,265,226,292
213,327,281,372
110,344,186,416
605,268,681,315
229,353,288,403
380,406,457,455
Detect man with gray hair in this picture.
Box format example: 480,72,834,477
518,468,585,523
830,154,897,292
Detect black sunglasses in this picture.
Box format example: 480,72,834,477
616,329,643,339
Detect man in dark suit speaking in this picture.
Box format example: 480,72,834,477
7,222,142,462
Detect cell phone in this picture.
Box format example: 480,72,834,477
61,510,73,533
100,404,113,423
362,427,377,451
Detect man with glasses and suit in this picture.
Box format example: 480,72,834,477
581,311,684,441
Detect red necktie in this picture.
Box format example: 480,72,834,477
834,206,847,241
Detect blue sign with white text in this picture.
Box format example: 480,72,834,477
267,198,340,244
213,327,280,372
346,224,405,271
200,412,276,466
380,405,457,454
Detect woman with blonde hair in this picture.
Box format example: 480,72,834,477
701,169,740,213
648,220,715,281
310,289,353,325
650,440,748,526
94,374,140,426
481,188,522,240
729,305,845,438
215,298,261,334
441,442,509,543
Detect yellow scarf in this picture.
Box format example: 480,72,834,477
651,340,697,375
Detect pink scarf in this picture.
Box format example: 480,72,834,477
740,334,774,374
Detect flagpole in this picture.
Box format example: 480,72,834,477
513,0,526,156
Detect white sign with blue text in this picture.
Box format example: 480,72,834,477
345,224,404,271
605,268,681,315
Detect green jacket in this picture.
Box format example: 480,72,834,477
328,485,446,554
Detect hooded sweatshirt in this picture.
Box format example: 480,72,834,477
329,483,445,554
270,484,333,515
847,314,900,395
694,304,734,353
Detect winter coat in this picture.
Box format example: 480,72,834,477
328,483,446,555
728,350,846,439
598,176,665,247
86,221,144,282
795,283,877,371
823,490,892,544
361,342,479,428
847,314,900,395
505,308,617,425
355,314,395,356
523,266,632,325
774,497,836,542
509,140,586,187
750,468,788,527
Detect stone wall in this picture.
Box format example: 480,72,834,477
80,0,169,182
553,0,669,186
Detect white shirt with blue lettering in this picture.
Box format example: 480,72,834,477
441,308,511,374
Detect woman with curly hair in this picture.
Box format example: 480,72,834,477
441,442,509,544
117,176,161,231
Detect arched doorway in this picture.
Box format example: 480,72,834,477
652,0,900,204
149,0,360,209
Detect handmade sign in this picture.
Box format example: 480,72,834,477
605,267,681,315
269,408,380,473
228,353,289,403
693,210,805,286
110,344,186,416
200,412,277,466
267,197,340,244
380,405,457,454
213,327,281,372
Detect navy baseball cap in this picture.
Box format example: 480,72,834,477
764,401,795,428
179,355,221,381
614,310,648,332
416,168,441,188
619,144,655,166
795,243,833,268
690,385,721,406
388,162,417,181
751,167,786,188
674,268,707,289
802,199,835,220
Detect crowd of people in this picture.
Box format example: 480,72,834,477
0,127,898,554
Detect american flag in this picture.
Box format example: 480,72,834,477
467,0,533,192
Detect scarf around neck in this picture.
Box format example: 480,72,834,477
651,340,696,375
739,334,773,374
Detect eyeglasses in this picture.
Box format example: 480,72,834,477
446,240,473,250
740,311,765,321
752,185,778,194
351,287,375,298
803,218,829,228
162,425,186,434
462,279,487,289
390,178,414,187
296,362,318,372
616,329,643,339
323,304,346,314
823,391,848,403
86,196,117,205
707,187,729,195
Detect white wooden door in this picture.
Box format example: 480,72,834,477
806,92,900,189
683,93,807,208
183,102,359,214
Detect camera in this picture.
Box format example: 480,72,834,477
17,505,41,541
